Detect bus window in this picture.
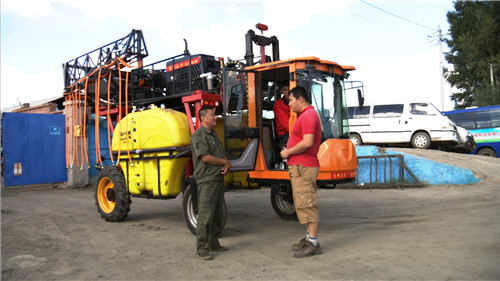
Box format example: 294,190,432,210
491,114,500,127
476,116,491,129
461,118,475,129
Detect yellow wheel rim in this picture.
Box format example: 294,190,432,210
97,177,116,213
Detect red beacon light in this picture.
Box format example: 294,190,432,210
256,23,268,33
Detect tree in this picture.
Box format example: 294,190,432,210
444,1,500,109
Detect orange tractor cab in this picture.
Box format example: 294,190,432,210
63,25,364,234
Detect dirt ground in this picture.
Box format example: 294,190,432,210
2,149,500,281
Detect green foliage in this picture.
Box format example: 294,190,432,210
444,1,500,109
475,84,500,106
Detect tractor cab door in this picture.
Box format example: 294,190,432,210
222,64,259,171
258,66,292,170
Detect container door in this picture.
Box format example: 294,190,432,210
2,112,67,187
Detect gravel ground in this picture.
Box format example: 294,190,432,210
2,149,500,280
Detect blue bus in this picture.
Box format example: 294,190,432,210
443,105,500,157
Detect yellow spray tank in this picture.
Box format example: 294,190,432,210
112,108,191,197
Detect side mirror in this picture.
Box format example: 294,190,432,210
357,89,364,110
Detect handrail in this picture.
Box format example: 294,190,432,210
357,154,423,187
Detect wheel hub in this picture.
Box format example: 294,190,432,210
416,137,426,147
106,188,116,201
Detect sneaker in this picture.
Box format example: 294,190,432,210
294,241,322,258
197,253,213,260
292,238,308,251
209,246,228,252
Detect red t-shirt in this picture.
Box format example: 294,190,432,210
273,98,290,136
286,106,322,167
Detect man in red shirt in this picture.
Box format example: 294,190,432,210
273,84,290,144
280,86,322,258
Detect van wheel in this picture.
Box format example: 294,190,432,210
411,132,431,149
477,147,497,157
350,133,362,146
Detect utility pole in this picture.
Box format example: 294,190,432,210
427,27,446,110
490,63,496,104
438,27,445,111
489,63,495,85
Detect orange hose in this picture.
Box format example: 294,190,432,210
66,57,122,93
118,56,142,69
83,78,90,167
76,88,82,169
95,70,101,165
124,71,132,164
116,64,122,165
71,91,77,169
65,55,142,96
106,71,114,164
72,91,77,168
68,92,73,168
65,93,71,168
62,57,144,169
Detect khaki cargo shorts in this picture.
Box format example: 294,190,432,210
288,164,320,224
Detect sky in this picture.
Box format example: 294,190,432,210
1,0,457,112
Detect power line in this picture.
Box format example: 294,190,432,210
345,10,428,37
360,0,436,31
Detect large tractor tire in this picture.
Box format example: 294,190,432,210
182,184,227,235
270,184,298,220
95,166,131,222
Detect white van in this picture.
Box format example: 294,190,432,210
348,101,460,149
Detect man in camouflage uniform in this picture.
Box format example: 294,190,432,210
190,107,231,260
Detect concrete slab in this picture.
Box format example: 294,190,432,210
356,146,480,186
